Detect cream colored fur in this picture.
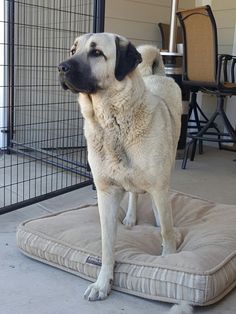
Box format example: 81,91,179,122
137,44,165,76
123,45,180,228
66,33,182,301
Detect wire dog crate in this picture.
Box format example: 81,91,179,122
0,0,104,214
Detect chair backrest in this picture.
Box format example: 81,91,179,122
158,23,183,50
177,5,218,87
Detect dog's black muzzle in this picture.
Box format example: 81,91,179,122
58,62,71,74
58,61,78,93
58,58,98,94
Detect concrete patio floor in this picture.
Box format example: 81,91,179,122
1,146,236,314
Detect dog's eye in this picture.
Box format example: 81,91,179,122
70,48,76,56
90,49,103,57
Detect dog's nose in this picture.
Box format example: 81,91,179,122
58,62,70,73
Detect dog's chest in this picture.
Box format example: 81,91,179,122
87,125,146,193
84,101,152,192
89,122,130,165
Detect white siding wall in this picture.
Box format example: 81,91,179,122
210,0,236,54
104,0,195,47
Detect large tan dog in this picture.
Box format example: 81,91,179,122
58,33,182,301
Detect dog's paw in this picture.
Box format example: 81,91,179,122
84,266,113,301
161,229,182,256
162,242,176,256
122,214,136,228
84,281,111,301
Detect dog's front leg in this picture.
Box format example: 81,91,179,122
151,188,176,255
84,186,124,301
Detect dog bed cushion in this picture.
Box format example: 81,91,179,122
16,191,236,306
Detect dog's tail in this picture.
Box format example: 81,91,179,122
136,45,165,77
168,302,193,314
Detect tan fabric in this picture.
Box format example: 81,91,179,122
178,6,217,83
16,191,236,306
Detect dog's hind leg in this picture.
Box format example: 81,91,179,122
122,192,138,228
151,197,161,227
151,188,176,255
84,186,124,301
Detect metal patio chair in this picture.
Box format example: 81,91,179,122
177,5,236,169
158,21,214,152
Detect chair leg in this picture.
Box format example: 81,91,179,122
196,99,222,150
198,100,224,151
218,96,236,141
188,92,220,155
182,110,219,169
182,95,236,169
190,139,198,161
188,102,193,121
196,103,209,122
192,102,202,154
188,92,203,155
181,139,193,169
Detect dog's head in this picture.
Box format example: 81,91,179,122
58,33,142,94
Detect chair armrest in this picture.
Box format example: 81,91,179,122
216,54,236,85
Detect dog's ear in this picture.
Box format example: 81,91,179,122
115,36,142,81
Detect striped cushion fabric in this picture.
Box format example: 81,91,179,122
16,191,236,306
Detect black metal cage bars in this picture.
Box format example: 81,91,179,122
0,0,105,214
